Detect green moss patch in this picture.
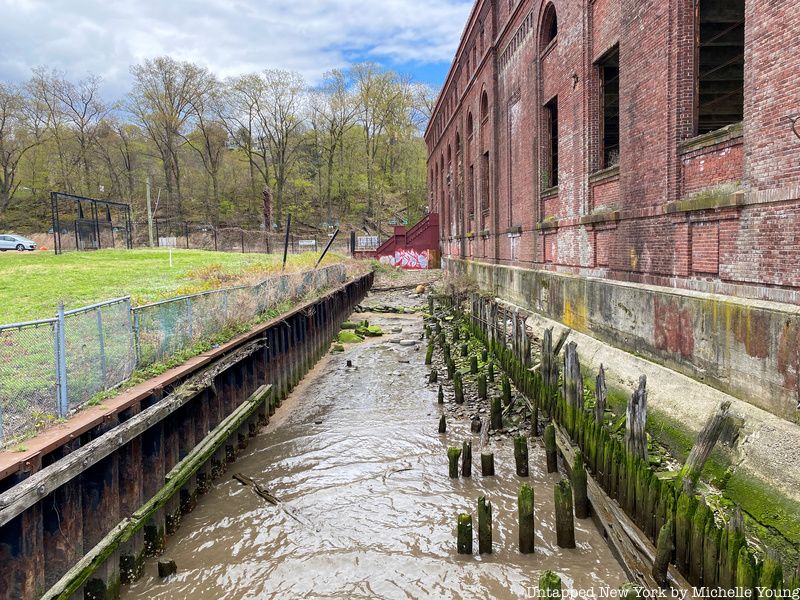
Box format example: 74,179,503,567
337,330,364,344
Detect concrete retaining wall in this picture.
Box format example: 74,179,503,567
446,257,800,425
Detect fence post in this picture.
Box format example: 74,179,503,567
241,230,245,253
56,303,69,418
96,307,107,388
223,289,229,322
131,304,140,368
187,296,193,341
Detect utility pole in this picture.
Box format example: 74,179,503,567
146,176,154,248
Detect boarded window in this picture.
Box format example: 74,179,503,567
481,152,490,213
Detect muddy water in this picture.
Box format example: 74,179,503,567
124,307,626,600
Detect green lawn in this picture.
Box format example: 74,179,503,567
0,248,346,323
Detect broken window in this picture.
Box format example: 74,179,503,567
696,0,744,135
544,97,559,189
598,45,620,168
468,164,475,218
481,152,490,214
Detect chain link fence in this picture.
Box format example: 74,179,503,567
0,264,347,445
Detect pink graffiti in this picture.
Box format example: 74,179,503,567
380,249,430,269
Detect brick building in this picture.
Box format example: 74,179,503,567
427,0,800,422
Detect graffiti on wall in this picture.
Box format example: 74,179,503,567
379,248,430,269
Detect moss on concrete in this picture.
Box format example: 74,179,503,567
337,330,364,344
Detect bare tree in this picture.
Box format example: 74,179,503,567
310,69,359,225
129,56,215,220
0,82,46,212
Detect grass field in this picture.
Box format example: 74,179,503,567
0,248,347,323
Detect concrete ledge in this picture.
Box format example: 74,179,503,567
446,257,800,425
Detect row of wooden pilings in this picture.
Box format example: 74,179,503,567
0,272,373,600
430,293,798,595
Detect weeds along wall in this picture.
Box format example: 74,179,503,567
0,265,348,444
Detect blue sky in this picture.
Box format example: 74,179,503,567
0,0,472,96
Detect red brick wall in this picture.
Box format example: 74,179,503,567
425,0,800,305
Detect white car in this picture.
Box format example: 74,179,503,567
0,234,37,251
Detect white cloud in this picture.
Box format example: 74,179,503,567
0,0,471,96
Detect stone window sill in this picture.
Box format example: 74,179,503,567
679,122,743,155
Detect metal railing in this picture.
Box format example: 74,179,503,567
0,264,347,444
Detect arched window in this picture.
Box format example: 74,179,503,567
541,3,557,51
467,112,474,138
480,91,489,122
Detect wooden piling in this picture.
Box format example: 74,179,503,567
425,344,433,365
502,375,511,405
538,571,562,598
429,368,438,384
680,401,732,492
457,513,473,554
595,364,607,423
544,423,558,473
625,375,648,461
448,447,462,478
652,519,674,588
481,348,488,363
439,415,447,434
470,355,478,375
719,508,745,589
462,441,472,478
478,496,492,555
490,396,503,430
438,384,444,404
481,453,495,477
514,436,529,477
461,343,469,358
759,550,785,592
703,517,721,589
488,362,495,383
454,371,464,404
572,452,589,519
735,546,757,596
478,374,487,399
689,500,710,586
675,484,697,574
518,484,535,554
554,479,576,549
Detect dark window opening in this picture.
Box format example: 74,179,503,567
696,0,744,135
468,164,475,218
544,97,558,189
599,46,620,168
481,152,490,213
541,3,557,51
481,91,489,121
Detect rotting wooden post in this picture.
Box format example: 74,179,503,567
759,550,785,593
439,415,447,433
177,403,199,516
703,514,721,588
675,480,692,573
429,368,438,384
595,364,607,423
141,390,166,556
490,396,503,430
454,371,464,404
470,355,478,374
481,348,488,363
163,410,182,535
457,513,473,555
488,362,495,383
539,571,562,598
680,401,732,492
719,508,745,590
689,499,710,586
572,452,589,519
625,375,648,460
478,374,487,399
544,423,558,473
481,453,495,476
502,375,511,405
425,344,433,365
478,496,492,554
447,358,455,380
554,479,576,549
735,546,757,596
438,384,444,404
461,343,469,358
514,436,529,477
653,519,674,588
518,483,534,554
462,441,472,478
453,327,460,342
448,447,462,478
